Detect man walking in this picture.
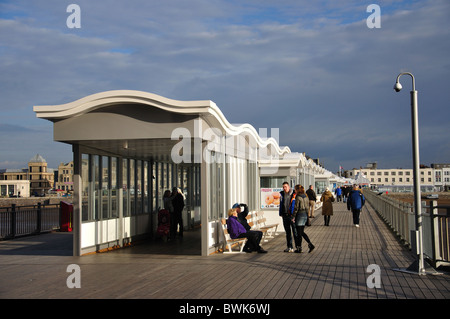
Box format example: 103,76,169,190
279,182,297,252
347,185,365,227
306,185,317,218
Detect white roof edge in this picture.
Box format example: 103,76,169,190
34,90,290,156
33,90,214,117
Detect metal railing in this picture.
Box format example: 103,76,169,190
364,190,450,268
0,203,61,239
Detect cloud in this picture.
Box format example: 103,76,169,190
0,0,449,172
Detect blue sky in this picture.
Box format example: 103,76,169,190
0,0,449,172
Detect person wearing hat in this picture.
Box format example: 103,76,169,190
232,203,251,231
226,208,267,253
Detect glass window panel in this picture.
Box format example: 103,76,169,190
136,160,142,214
81,154,89,221
129,159,135,215
157,162,162,210
177,165,182,192
164,163,168,189
152,162,156,212
111,157,118,218
167,163,171,189
93,155,100,221
102,156,109,219
143,161,148,213
122,159,129,217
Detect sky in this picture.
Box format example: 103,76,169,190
0,0,449,173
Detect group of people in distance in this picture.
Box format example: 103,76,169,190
226,182,365,254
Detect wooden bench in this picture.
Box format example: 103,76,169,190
254,211,279,241
247,212,269,242
245,211,278,242
220,218,248,253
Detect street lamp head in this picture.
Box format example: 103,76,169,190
393,81,402,92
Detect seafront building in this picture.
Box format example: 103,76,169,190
0,156,77,197
432,163,450,191
0,154,54,196
345,162,449,192
54,161,74,193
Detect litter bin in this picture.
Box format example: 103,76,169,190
60,201,73,232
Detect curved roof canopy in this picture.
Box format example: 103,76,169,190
34,90,290,160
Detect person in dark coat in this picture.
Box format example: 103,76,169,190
232,203,251,231
306,185,317,218
171,187,185,238
347,185,366,227
279,182,297,252
320,187,334,226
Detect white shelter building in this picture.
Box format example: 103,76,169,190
34,90,334,256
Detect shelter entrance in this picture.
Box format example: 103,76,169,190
76,140,201,256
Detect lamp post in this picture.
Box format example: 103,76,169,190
393,72,426,274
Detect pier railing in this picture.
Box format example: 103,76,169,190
0,203,61,239
364,190,449,268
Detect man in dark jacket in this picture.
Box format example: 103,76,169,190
171,187,185,238
232,203,251,231
306,185,317,218
279,182,297,252
347,185,365,227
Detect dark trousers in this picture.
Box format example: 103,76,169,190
238,230,263,251
295,226,311,247
282,215,298,249
171,210,183,238
352,209,361,225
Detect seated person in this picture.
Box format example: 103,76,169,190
232,203,251,231
226,208,267,253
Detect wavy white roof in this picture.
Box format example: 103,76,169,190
34,90,291,156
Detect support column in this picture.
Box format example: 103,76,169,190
72,145,82,256
200,140,209,256
118,157,124,247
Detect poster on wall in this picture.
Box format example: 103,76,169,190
261,188,282,209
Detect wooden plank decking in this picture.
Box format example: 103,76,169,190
0,200,449,301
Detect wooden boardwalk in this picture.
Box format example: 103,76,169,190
0,200,449,300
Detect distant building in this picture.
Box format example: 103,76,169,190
344,163,448,192
0,180,30,197
0,154,55,196
55,161,74,193
431,163,450,191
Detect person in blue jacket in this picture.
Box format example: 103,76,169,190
335,186,342,202
347,185,366,227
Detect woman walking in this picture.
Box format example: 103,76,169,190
292,185,315,253
320,187,334,226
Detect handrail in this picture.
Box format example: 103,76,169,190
0,203,61,239
364,190,449,268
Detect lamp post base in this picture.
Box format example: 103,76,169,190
392,259,443,276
